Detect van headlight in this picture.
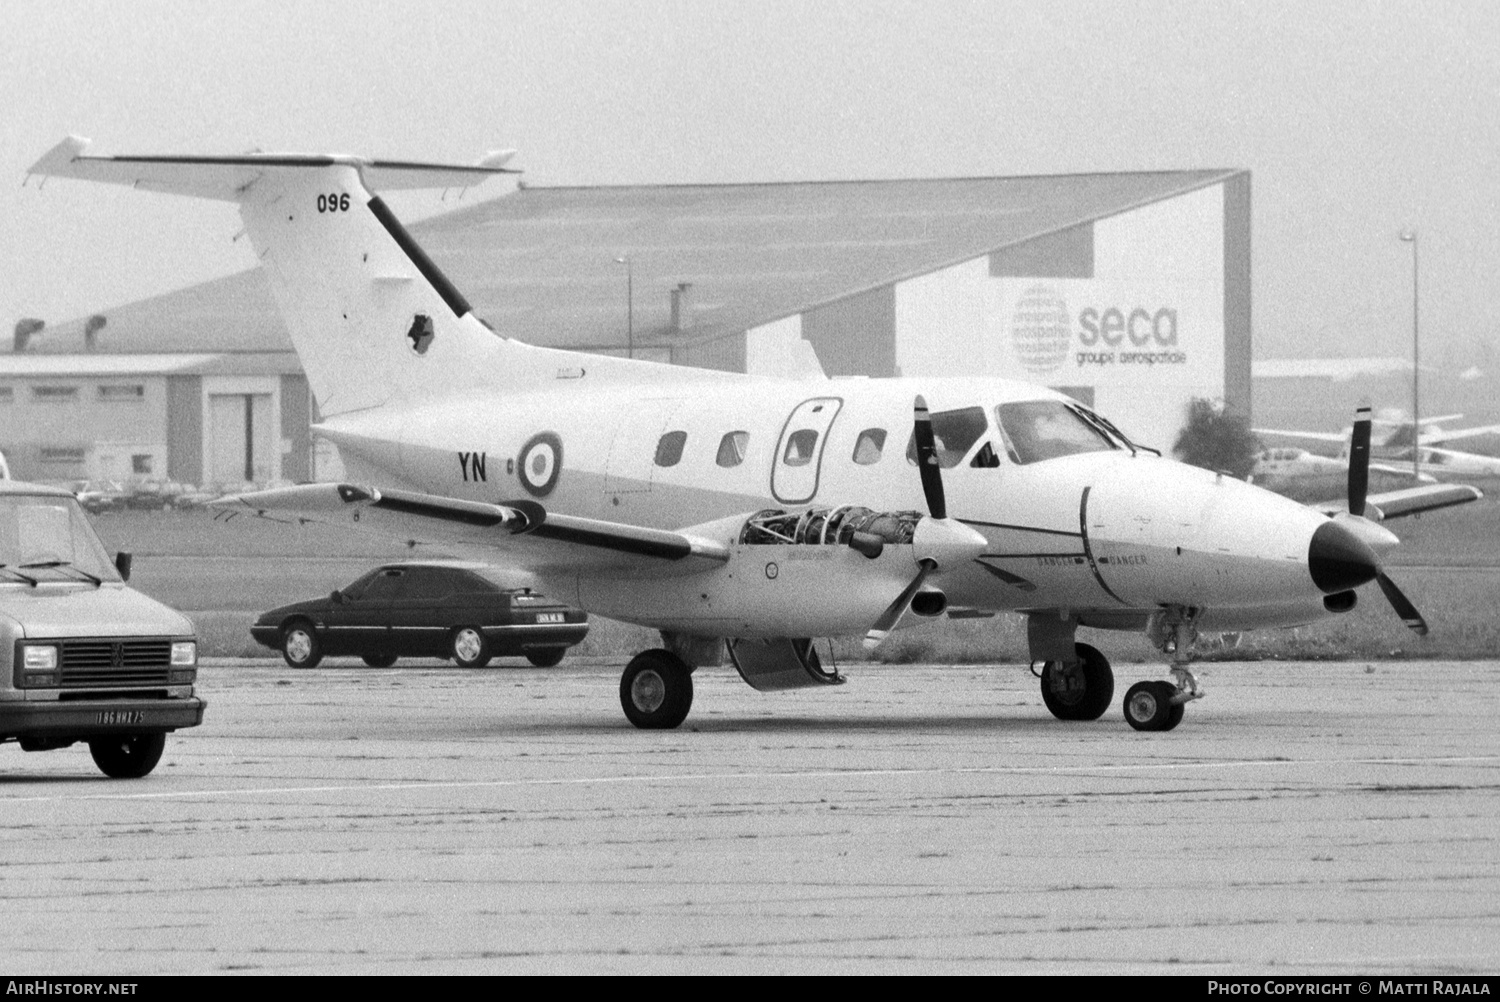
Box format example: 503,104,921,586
170,641,198,666
22,645,58,670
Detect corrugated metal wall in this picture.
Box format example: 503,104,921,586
280,374,311,482
1222,172,1253,420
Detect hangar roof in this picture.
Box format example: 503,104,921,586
27,170,1241,356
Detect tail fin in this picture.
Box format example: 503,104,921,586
28,136,537,417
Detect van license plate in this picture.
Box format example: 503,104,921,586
97,710,145,725
536,613,564,623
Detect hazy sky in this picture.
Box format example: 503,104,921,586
3,0,1496,365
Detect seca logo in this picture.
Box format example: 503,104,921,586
1078,305,1179,347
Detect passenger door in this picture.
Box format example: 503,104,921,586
336,567,407,653
385,566,448,656
772,397,843,504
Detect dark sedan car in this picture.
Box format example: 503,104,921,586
251,562,589,669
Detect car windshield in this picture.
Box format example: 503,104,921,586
0,494,120,581
995,401,1117,465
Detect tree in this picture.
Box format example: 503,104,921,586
1173,397,1260,480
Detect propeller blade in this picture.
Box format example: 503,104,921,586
863,560,933,651
1375,571,1429,636
1348,405,1372,517
913,395,946,520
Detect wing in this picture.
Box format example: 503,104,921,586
1420,425,1500,445
1367,461,1435,483
1310,482,1482,521
1252,427,1348,444
209,483,729,576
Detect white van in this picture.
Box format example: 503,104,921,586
0,479,204,777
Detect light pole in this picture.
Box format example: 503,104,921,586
613,256,634,359
1399,230,1419,479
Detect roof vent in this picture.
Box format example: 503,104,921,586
84,314,107,352
12,318,44,354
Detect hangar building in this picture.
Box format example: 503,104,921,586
2,168,1250,486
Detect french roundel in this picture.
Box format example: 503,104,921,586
517,432,563,497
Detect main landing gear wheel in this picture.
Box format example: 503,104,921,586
620,649,693,730
281,620,322,669
450,626,492,668
89,732,167,779
1040,642,1115,721
1123,680,1183,732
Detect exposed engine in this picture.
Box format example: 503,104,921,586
739,505,923,558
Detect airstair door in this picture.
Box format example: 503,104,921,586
771,397,842,504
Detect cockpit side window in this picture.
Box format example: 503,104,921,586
905,406,989,469
995,400,1116,464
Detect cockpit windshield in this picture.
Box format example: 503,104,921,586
0,494,120,581
995,401,1118,465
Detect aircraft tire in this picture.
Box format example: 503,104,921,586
451,626,492,668
89,733,167,779
282,620,322,669
1040,642,1114,721
1123,680,1177,731
1163,693,1185,731
361,653,398,668
620,649,693,729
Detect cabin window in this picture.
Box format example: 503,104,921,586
852,428,886,465
905,406,989,469
716,431,749,468
32,385,78,402
995,401,1115,464
0,387,13,404
654,431,687,468
783,429,819,467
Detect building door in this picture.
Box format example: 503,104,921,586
208,393,274,485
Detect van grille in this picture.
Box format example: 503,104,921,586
58,639,173,687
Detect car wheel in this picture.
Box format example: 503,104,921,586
361,653,398,668
450,626,491,668
281,620,322,669
89,733,167,779
525,647,567,668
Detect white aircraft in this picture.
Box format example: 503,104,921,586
1255,415,1500,479
28,137,1483,733
1250,446,1434,486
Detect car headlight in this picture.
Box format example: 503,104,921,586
22,645,58,670
170,641,198,667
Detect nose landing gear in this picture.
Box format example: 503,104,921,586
1126,607,1206,731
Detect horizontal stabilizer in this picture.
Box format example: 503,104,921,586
26,136,517,202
